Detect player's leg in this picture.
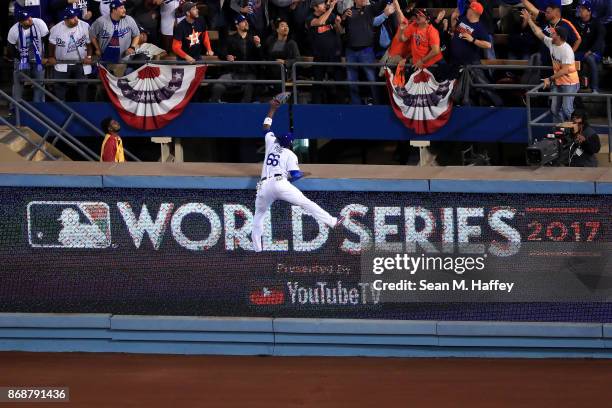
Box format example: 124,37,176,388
276,180,337,227
252,186,275,252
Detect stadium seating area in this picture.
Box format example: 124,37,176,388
0,0,610,166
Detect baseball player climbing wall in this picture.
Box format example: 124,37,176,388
1,186,610,322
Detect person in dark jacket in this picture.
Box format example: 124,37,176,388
265,17,300,65
264,17,300,86
574,1,606,92
209,14,263,102
341,0,387,104
307,0,343,103
569,110,601,167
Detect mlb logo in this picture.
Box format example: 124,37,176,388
27,201,112,248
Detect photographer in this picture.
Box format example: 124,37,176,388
569,110,601,167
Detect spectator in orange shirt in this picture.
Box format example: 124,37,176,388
100,117,125,162
399,8,443,72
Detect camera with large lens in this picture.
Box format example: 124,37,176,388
526,123,575,166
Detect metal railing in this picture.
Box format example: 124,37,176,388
290,61,387,104
14,71,137,161
21,59,287,91
465,63,553,91
6,59,611,163
526,83,612,157
0,90,57,161
6,60,286,161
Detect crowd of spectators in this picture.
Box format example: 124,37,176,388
2,0,611,107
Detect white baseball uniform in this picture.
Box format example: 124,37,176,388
160,0,179,36
251,130,337,252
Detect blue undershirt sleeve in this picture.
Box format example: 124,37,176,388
289,170,304,182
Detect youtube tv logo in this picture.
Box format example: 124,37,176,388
250,287,285,305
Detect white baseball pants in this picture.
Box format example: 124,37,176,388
252,178,337,252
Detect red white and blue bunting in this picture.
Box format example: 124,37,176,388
99,63,206,130
385,67,455,135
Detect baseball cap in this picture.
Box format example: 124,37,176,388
275,17,289,28
63,8,78,20
469,2,484,15
15,10,31,22
414,8,430,19
110,0,125,10
578,0,592,11
310,0,325,8
182,1,197,14
234,14,246,25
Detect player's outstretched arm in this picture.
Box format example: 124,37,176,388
263,103,279,131
263,92,292,131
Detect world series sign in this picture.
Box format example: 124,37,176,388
1,187,610,322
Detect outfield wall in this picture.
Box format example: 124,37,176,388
0,163,610,357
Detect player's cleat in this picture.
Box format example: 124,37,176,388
272,92,292,105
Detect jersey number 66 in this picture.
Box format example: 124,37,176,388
266,153,280,166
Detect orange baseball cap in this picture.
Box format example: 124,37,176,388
470,2,484,15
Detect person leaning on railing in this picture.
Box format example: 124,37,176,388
48,8,93,102
264,17,300,88
398,8,442,74
7,10,49,105
171,1,214,63
523,10,580,123
89,0,140,76
209,14,263,103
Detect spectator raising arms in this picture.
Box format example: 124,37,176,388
399,8,442,71
231,0,270,39
341,0,389,104
307,0,343,104
523,9,579,123
522,0,581,64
